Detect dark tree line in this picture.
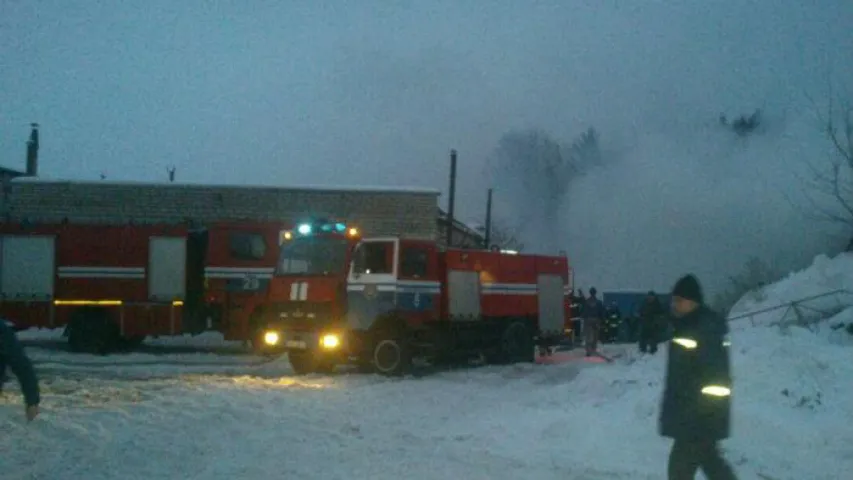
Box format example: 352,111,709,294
486,126,603,250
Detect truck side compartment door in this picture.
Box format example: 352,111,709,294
0,235,56,301
148,236,187,302
444,251,481,322
536,274,565,336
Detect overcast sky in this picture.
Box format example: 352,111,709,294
2,1,852,295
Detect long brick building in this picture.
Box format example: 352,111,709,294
1,124,483,246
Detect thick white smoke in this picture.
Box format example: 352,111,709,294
559,107,848,296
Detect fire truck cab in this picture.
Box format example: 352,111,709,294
257,226,572,375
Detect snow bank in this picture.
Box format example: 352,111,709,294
728,252,853,327
16,328,243,349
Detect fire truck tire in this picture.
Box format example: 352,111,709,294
488,320,535,365
119,335,146,350
67,308,120,355
371,332,412,376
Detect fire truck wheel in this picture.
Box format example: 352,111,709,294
67,308,120,355
495,320,535,364
121,335,146,350
372,333,412,376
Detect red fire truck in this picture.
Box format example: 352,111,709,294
0,220,285,353
249,220,572,375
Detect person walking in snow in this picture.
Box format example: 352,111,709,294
659,275,737,480
582,287,605,356
639,291,665,354
0,320,40,422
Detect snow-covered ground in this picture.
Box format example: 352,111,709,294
2,253,852,479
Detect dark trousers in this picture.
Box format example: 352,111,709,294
668,439,738,480
639,325,658,353
584,318,600,355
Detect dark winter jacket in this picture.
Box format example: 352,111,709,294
0,321,41,406
640,297,666,333
582,297,605,321
659,305,731,441
640,297,664,316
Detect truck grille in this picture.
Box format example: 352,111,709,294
265,302,335,330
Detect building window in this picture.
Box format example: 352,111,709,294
229,232,267,260
400,247,429,278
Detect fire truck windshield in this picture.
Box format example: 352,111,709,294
276,236,350,276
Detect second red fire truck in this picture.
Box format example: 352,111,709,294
246,220,572,375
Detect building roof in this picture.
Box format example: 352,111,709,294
436,208,484,243
10,176,441,195
0,164,24,176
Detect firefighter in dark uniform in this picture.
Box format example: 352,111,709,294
570,289,585,345
602,301,622,343
639,290,665,354
0,321,41,421
659,274,737,479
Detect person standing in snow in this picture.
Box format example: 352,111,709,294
639,291,665,354
0,321,41,422
603,301,622,343
582,287,605,356
659,274,737,480
570,289,585,345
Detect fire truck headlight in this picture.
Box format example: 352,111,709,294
320,334,341,349
263,331,281,346
297,223,312,235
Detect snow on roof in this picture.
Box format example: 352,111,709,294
10,176,441,195
436,209,484,238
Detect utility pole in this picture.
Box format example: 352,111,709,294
25,123,39,176
483,188,493,249
446,149,457,248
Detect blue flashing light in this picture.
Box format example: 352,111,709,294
320,223,333,232
297,223,312,235
335,222,346,232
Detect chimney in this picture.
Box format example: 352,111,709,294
25,123,39,176
446,149,457,248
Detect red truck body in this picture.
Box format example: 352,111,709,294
0,220,285,350
1,215,573,375
258,234,573,374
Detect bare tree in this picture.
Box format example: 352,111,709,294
487,127,602,249
475,221,525,252
800,94,853,242
713,256,783,314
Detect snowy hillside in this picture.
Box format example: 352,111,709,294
2,254,852,479
729,252,853,329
